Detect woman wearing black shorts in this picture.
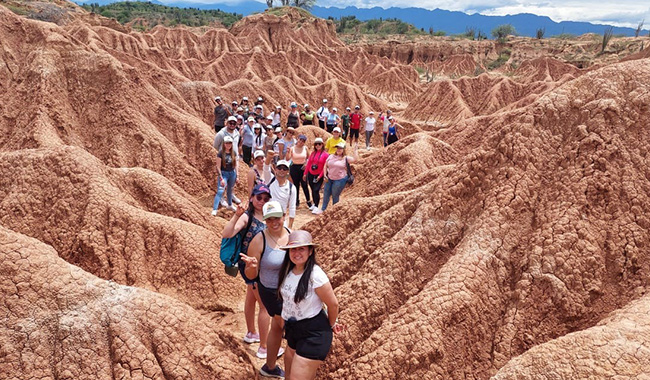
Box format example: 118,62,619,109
277,230,343,379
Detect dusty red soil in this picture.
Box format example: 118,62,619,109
2,3,650,379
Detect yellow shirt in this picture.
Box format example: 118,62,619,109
325,137,344,154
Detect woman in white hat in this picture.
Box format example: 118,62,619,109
248,150,267,196
240,201,291,378
300,104,316,126
277,230,342,380
313,140,358,215
241,117,256,166
325,107,340,133
302,137,328,211
212,135,238,213
363,111,377,150
287,102,300,128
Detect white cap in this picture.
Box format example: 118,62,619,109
387,109,392,113
335,141,346,148
304,104,310,108
255,105,262,109
215,96,221,101
388,116,394,120
258,96,264,101
232,100,238,104
275,127,282,132
276,105,281,109
263,201,284,220
333,127,341,133
355,105,360,109
247,116,256,122
287,126,295,131
346,107,351,111
265,124,274,129
276,160,291,168
224,136,234,143
254,150,265,159
227,116,237,122
369,111,374,114
314,137,324,144
242,96,249,101
290,102,297,107
266,115,273,120
237,106,243,111
332,107,338,112
322,98,328,103
253,124,261,129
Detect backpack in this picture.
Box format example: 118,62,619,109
220,212,255,276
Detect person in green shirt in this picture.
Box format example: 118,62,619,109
324,128,344,154
341,107,351,140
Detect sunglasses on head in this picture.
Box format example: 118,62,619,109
255,194,271,202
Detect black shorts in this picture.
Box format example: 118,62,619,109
258,282,283,317
238,260,256,285
284,311,333,361
349,128,359,139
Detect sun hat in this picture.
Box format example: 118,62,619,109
298,134,307,141
237,106,244,111
332,127,341,133
287,126,295,131
276,160,291,168
275,127,282,133
263,201,284,220
254,150,265,159
224,136,234,143
227,116,237,122
314,137,324,144
335,141,346,148
252,183,271,196
279,230,318,249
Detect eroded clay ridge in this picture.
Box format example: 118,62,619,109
305,58,650,379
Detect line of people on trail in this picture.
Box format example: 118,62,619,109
211,95,402,216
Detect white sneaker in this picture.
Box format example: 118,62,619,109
227,204,237,212
308,204,315,211
232,195,241,204
220,199,228,208
211,209,217,216
256,346,285,359
312,208,323,215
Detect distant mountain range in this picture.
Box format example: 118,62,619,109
76,0,648,37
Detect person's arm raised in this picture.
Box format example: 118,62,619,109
222,205,248,238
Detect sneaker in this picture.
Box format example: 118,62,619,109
227,204,237,212
260,364,285,378
232,195,242,204
220,199,228,208
211,209,217,216
244,332,260,344
308,204,315,211
256,347,285,359
312,208,323,215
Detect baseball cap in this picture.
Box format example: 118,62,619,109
275,127,282,133
265,125,274,130
322,99,328,103
304,104,310,108
253,124,261,129
252,183,271,196
369,111,375,114
237,106,244,111
335,141,346,148
263,201,284,220
346,107,351,111
276,105,281,109
253,150,265,159
257,96,264,102
232,100,238,105
314,137,324,144
248,116,256,122
215,96,222,101
224,136,234,143
242,96,249,101
227,116,237,122
276,160,291,169
290,102,297,108
333,127,341,133
298,134,307,141
255,105,262,109
332,107,338,112
355,105,360,109
279,230,318,249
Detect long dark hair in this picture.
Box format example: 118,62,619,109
278,247,317,304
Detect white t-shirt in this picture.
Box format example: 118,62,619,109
381,116,391,133
281,265,329,321
317,106,330,122
365,117,376,131
269,111,281,125
263,164,297,219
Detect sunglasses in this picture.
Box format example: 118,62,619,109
255,194,271,202
228,122,236,125
314,143,323,146
276,166,289,171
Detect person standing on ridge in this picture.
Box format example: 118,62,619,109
269,105,282,129
378,109,392,147
301,104,316,126
287,102,300,129
214,116,242,205
363,111,376,150
287,134,310,209
313,141,359,215
386,116,402,146
263,152,296,229
241,116,256,166
212,135,239,213
277,230,342,380
213,96,231,133
325,107,340,134
324,127,344,154
348,105,363,146
303,137,328,212
316,99,329,130
341,107,351,140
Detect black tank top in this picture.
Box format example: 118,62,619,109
287,112,299,127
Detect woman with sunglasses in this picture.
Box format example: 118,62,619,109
279,127,296,161
240,201,291,379
287,134,311,209
212,135,238,213
313,141,358,215
304,138,328,212
222,183,273,359
277,230,342,380
248,150,267,196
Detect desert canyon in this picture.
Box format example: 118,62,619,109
1,1,650,379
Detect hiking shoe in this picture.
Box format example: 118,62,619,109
312,208,323,215
260,364,285,378
232,195,242,204
256,347,285,359
243,332,260,344
211,209,218,216
227,204,237,212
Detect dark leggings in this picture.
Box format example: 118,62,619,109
242,145,252,166
307,173,324,207
290,165,310,207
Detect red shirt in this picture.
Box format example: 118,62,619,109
350,113,362,129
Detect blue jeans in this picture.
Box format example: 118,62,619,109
322,177,347,211
212,169,236,209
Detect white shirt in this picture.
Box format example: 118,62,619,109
281,265,329,321
365,117,376,131
269,111,281,125
381,116,391,133
317,106,330,122
263,164,297,219
213,128,241,156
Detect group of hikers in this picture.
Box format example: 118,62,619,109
211,95,402,215
212,95,404,379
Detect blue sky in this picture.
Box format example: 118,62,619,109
167,0,650,28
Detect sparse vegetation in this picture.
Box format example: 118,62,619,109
601,26,614,53
80,1,242,28
487,48,511,69
635,20,644,37
329,15,424,35
552,33,578,39
491,24,516,42
536,27,545,39
464,26,476,40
